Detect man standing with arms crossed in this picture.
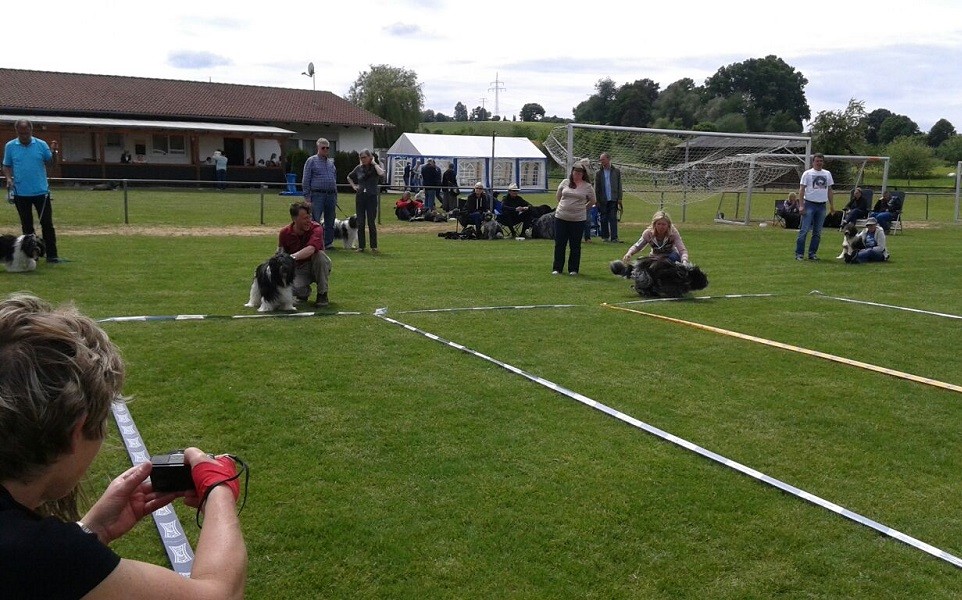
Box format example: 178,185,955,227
795,153,834,261
595,152,623,243
302,138,338,250
2,119,62,263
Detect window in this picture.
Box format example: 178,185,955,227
151,134,186,156
105,133,123,148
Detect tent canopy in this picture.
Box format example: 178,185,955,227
387,133,545,159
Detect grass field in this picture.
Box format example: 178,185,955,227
4,189,962,598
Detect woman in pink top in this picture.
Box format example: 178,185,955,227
552,161,596,275
622,210,690,265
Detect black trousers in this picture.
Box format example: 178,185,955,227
15,194,58,259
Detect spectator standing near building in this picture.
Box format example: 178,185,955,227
347,149,385,253
420,159,442,211
302,138,338,250
2,119,62,263
595,152,623,243
212,150,228,190
795,153,834,261
441,162,459,212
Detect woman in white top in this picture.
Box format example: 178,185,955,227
553,161,596,275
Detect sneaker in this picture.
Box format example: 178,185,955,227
551,270,560,275
795,255,804,261
47,257,62,264
371,248,380,254
314,293,329,308
611,239,624,244
355,248,365,253
808,255,819,261
569,271,578,276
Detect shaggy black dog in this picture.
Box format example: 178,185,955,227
610,256,708,298
838,222,867,263
529,210,556,239
0,233,45,272
244,251,297,311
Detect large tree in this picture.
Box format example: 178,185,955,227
877,115,921,145
520,103,546,122
937,135,962,163
572,78,618,124
863,108,894,145
927,118,956,148
610,78,659,127
703,55,809,131
652,78,702,129
347,64,424,148
886,136,933,181
470,106,491,121
808,98,867,156
453,102,469,122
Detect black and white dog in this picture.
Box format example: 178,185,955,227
0,234,45,272
480,212,504,240
610,255,708,298
838,222,866,263
332,215,359,249
244,251,297,311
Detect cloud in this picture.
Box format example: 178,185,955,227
383,22,424,37
168,51,232,70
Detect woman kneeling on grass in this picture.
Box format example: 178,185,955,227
621,210,690,265
0,293,246,600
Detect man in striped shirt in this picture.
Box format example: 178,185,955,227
302,138,338,250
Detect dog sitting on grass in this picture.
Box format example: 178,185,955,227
837,222,866,263
0,234,45,272
610,255,708,298
332,215,359,249
244,251,296,311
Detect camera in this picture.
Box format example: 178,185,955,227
150,451,194,492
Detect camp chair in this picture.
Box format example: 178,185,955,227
587,205,601,238
888,191,905,234
773,200,786,227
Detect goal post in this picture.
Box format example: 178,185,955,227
544,123,812,222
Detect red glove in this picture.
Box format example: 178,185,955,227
191,456,240,502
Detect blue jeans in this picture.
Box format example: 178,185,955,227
600,201,619,240
423,189,437,211
215,169,227,190
309,190,338,249
795,201,828,258
854,247,887,263
870,211,893,232
554,218,585,273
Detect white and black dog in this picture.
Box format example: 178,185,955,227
332,215,359,249
244,251,297,311
480,212,504,240
0,234,45,272
838,222,866,263
610,255,708,298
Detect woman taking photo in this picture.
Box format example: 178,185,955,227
347,149,385,253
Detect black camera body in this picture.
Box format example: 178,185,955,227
150,451,194,492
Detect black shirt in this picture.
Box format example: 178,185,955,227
0,485,121,599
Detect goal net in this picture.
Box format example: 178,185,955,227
544,124,811,218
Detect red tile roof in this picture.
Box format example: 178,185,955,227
0,68,392,128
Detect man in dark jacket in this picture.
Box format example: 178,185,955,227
595,152,623,242
441,162,459,211
497,183,534,237
420,159,442,211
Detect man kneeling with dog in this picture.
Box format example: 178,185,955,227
279,201,332,307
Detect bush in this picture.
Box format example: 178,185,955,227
886,136,934,181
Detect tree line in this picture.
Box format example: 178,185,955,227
347,59,959,179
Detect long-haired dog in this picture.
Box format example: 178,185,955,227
480,212,504,240
610,255,708,298
837,222,866,263
333,215,359,249
0,234,45,272
244,251,297,311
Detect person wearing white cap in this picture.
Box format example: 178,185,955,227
848,217,889,263
497,183,534,237
459,182,490,230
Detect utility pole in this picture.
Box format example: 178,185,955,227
488,73,505,118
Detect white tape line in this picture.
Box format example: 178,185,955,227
812,292,962,321
110,403,194,577
375,310,962,569
97,311,361,323
398,304,580,314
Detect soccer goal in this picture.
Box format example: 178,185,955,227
712,153,891,225
544,123,811,222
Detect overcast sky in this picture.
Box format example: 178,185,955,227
5,0,962,132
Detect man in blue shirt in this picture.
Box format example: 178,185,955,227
3,120,61,263
302,138,338,250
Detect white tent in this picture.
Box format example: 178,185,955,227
386,133,548,192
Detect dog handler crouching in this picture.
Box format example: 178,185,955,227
279,201,332,307
0,293,247,600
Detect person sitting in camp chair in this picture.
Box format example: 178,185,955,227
458,182,490,230
841,187,870,227
777,192,801,229
497,183,535,237
869,190,902,233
